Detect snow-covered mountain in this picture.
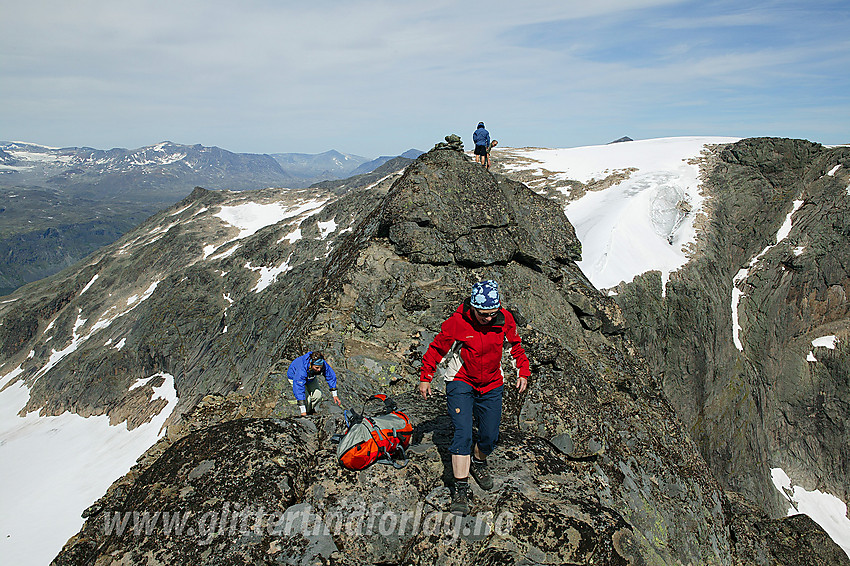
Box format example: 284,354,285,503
1,137,849,564
0,141,295,199
0,141,418,297
0,141,420,194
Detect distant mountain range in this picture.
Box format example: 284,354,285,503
269,149,367,184
0,141,423,295
268,148,423,185
0,141,423,198
0,141,292,202
348,149,425,177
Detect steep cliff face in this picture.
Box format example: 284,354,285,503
611,138,850,518
30,145,846,564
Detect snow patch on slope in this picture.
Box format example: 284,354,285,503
731,200,804,351
280,228,302,244
807,335,839,362
318,218,337,240
771,468,850,559
504,137,740,291
79,274,99,296
246,255,294,293
34,312,88,379
214,200,326,240
0,370,178,566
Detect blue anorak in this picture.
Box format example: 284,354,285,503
473,126,490,148
287,352,337,402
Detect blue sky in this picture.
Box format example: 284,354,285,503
1,0,847,157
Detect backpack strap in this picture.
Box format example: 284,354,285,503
360,394,397,417
343,408,362,429
373,425,408,469
390,445,408,469
374,444,408,469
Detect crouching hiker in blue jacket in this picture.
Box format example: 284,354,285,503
287,351,341,416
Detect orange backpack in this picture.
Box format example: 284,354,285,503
336,394,413,470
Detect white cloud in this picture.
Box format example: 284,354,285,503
1,1,847,155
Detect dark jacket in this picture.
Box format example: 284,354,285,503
473,126,490,148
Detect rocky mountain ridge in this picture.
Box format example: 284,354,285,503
1,138,848,564
488,137,850,556
348,149,425,177
2,140,847,564
608,138,850,515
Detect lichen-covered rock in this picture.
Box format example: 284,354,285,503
53,418,323,566
380,148,581,268
725,491,850,565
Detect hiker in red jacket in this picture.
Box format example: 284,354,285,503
419,280,530,515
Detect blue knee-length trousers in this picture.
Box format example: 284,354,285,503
445,380,504,456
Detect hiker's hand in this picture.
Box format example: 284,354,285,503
419,381,432,400
300,411,308,417
516,377,528,393
333,395,342,407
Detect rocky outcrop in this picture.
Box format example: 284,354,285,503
612,138,850,516
726,491,849,564
44,145,848,564
381,146,581,267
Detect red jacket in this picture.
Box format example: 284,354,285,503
420,301,531,394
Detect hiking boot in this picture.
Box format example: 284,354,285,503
470,459,494,491
450,483,470,516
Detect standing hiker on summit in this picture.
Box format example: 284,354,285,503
288,351,341,416
472,122,490,167
419,280,530,515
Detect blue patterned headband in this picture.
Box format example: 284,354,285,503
470,280,500,310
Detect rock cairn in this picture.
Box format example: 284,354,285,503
432,134,464,152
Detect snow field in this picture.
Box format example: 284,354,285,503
0,277,167,563
213,199,326,240
0,371,178,565
503,137,740,292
